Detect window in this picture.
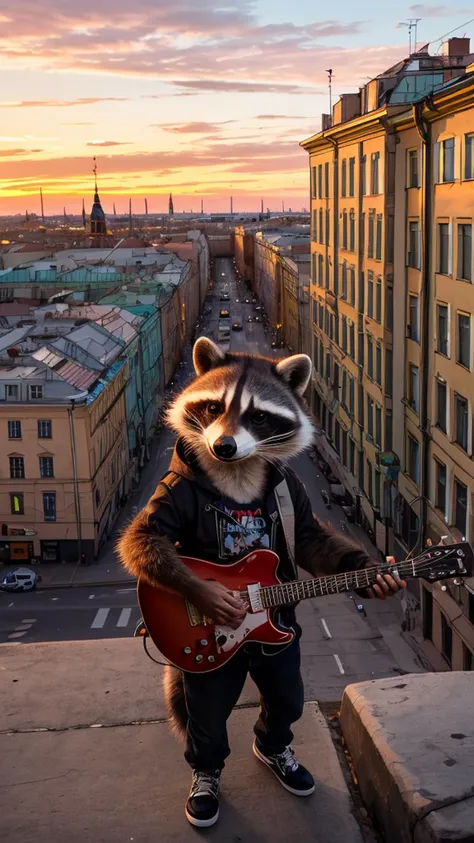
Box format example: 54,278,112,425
454,393,469,451
333,362,340,392
6,384,19,401
341,368,347,406
438,223,450,275
342,430,348,467
375,406,382,448
436,380,447,432
376,342,382,386
39,456,54,478
341,315,348,352
10,493,24,515
318,254,324,285
349,157,355,197
360,155,366,195
349,439,356,474
360,213,365,256
325,209,330,246
43,492,56,522
457,312,471,369
441,615,452,666
408,364,419,413
371,151,380,194
385,284,393,330
375,276,382,322
442,138,455,183
367,459,373,501
342,211,348,249
375,214,382,260
349,267,356,305
423,587,433,641
454,478,468,536
408,295,419,341
434,459,447,515
349,210,355,251
367,395,374,439
341,158,347,197
334,420,341,454
319,208,324,243
312,166,317,198
349,323,355,359
312,253,317,284
465,133,474,180
407,434,420,484
38,420,52,439
358,385,364,426
457,224,472,281
325,353,331,382
318,164,323,199
407,149,419,188
9,456,25,479
29,385,43,400
408,221,420,268
385,348,393,397
368,211,375,258
349,376,355,414
367,336,374,379
385,409,393,450
8,420,22,439
312,209,317,241
437,304,449,355
324,162,329,197
341,262,348,300
367,271,374,317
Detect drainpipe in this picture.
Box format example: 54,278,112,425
326,135,339,296
413,100,433,551
68,400,83,564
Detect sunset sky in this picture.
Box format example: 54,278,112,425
1,1,472,216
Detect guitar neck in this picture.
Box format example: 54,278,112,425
260,558,418,608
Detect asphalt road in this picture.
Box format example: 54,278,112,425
0,257,425,696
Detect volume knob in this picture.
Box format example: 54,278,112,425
200,639,208,646
195,654,203,663
183,647,192,655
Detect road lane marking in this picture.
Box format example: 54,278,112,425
15,625,33,631
320,619,332,638
117,588,136,594
22,618,36,623
51,597,58,601
333,654,345,675
91,608,110,629
117,608,132,628
89,594,95,599
8,631,27,639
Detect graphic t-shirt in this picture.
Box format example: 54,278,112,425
214,497,273,561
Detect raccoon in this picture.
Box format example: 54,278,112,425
166,337,314,503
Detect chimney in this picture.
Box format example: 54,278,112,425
441,37,470,58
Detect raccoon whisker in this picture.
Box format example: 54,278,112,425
257,431,295,444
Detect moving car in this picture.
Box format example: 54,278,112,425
218,320,231,343
244,298,251,304
220,293,230,302
0,567,41,593
232,322,243,331
247,315,253,323
219,309,230,319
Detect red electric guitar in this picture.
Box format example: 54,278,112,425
137,543,472,673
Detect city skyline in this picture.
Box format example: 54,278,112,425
1,0,473,215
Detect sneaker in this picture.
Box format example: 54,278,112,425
185,769,220,827
253,740,315,796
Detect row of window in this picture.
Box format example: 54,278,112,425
406,135,474,190
408,219,473,281
405,437,469,538
435,381,472,455
435,303,471,370
3,384,44,401
9,456,54,479
311,152,382,201
311,268,385,326
311,208,384,261
10,491,56,521
7,420,52,440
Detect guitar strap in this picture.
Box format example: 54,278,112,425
274,477,296,576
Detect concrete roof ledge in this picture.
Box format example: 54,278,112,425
340,672,474,843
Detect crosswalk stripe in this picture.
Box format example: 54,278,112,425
91,608,110,629
117,608,132,628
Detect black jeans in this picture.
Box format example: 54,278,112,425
183,637,304,771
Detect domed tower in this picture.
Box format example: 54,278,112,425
90,157,107,236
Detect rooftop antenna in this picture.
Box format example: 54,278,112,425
325,69,333,116
39,187,45,222
144,197,148,215
261,198,264,214
397,18,421,55
201,198,204,214
113,203,117,215
129,198,132,233
230,196,233,214
92,156,98,193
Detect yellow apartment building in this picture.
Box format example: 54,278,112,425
392,67,474,668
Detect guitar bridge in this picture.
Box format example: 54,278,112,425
185,600,212,628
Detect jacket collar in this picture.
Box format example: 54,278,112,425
169,437,285,495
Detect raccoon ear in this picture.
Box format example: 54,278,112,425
275,354,312,397
193,337,226,376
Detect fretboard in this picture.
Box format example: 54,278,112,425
259,560,414,608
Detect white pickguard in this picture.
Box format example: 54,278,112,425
214,610,267,652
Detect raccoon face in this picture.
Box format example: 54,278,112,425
167,337,314,467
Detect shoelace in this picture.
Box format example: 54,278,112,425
190,770,220,799
274,746,299,773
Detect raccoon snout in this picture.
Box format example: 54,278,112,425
212,436,238,460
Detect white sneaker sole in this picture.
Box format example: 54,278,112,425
252,742,315,796
185,806,219,828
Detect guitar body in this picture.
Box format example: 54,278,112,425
137,550,294,673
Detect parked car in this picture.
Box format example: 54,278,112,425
247,315,254,323
244,298,251,304
220,294,230,302
0,567,41,593
232,322,243,331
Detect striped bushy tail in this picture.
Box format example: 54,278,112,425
163,664,188,740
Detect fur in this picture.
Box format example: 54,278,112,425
163,665,188,739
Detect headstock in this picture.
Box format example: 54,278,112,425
405,542,473,583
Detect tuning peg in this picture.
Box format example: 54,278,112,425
452,579,463,586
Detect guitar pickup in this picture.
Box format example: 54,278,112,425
247,583,263,613
185,601,212,627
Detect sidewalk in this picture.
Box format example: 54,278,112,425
0,639,364,843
